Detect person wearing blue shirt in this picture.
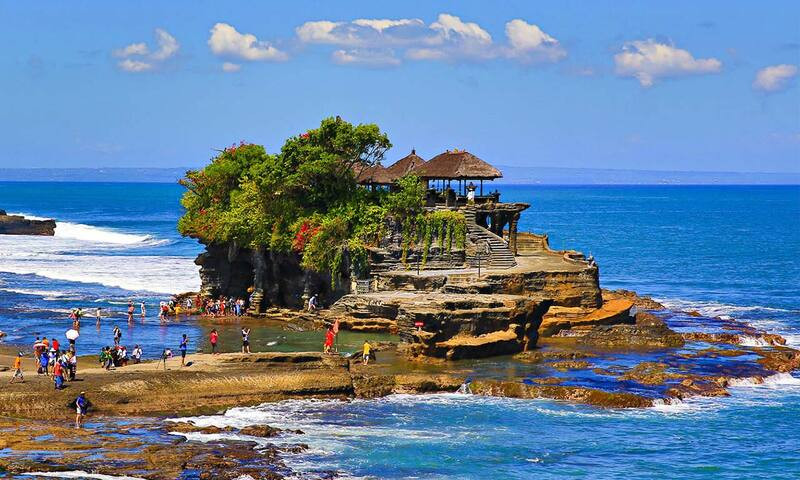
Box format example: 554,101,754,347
179,334,188,367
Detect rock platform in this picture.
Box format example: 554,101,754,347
0,210,55,235
330,291,551,359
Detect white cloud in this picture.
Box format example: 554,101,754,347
753,64,798,92
296,18,426,47
208,23,288,61
222,62,241,72
614,39,722,87
113,28,179,72
332,49,400,66
429,13,491,45
297,14,565,65
150,28,180,60
503,19,565,63
113,42,149,58
118,59,153,72
352,18,422,33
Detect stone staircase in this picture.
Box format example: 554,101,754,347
463,207,516,269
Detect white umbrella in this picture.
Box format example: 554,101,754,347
66,329,80,341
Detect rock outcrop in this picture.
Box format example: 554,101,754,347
330,292,552,359
0,210,55,235
539,298,635,336
195,243,350,311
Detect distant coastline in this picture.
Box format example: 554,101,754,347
0,166,798,185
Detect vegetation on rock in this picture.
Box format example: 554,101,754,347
178,117,466,282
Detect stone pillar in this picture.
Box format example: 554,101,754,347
509,213,520,256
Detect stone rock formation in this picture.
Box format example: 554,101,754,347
0,210,55,235
330,292,552,359
195,243,351,311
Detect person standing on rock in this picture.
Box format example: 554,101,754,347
179,334,188,366
74,392,89,428
241,327,251,354
9,352,24,384
362,340,372,365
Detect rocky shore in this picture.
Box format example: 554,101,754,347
0,209,55,235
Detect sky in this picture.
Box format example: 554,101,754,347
1,1,798,173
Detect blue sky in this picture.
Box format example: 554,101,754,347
1,1,798,172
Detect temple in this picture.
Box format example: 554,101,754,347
358,148,530,268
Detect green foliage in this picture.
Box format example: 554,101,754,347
178,117,469,280
415,210,467,268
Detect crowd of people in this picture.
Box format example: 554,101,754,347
199,295,248,317
7,294,384,429
28,335,79,389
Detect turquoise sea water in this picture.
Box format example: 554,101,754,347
2,183,799,479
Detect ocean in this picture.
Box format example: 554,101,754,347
1,182,799,479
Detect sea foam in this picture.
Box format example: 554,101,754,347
0,216,198,294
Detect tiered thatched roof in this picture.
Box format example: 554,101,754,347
355,164,393,185
411,149,502,180
385,149,426,181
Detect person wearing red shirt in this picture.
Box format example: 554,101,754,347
209,329,219,354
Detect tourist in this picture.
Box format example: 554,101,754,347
100,347,113,370
48,348,57,375
241,327,251,354
74,392,88,428
127,301,134,322
52,337,60,352
9,352,24,384
308,294,319,312
209,329,219,354
132,344,142,364
179,334,188,366
68,351,77,381
42,336,49,350
362,340,372,365
39,350,49,375
95,307,101,326
113,325,121,346
118,345,129,366
324,327,335,354
53,359,64,390
140,302,146,319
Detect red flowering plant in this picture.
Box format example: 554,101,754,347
292,220,321,253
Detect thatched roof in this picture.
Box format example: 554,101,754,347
355,164,393,185
385,149,426,181
411,149,502,180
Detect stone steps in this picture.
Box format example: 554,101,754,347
462,206,516,269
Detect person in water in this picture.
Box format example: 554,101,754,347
241,327,251,354
75,392,88,428
323,327,335,354
113,326,121,346
362,341,372,365
9,352,24,384
127,301,134,322
140,302,146,319
209,329,219,354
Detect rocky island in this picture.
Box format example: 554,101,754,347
0,117,797,478
0,209,55,235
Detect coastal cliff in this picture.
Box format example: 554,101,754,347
0,210,55,235
195,243,352,310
